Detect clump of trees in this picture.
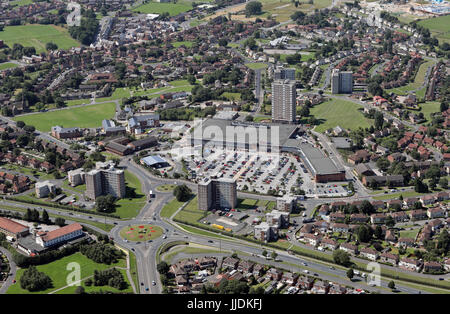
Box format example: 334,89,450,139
85,268,128,290
80,242,123,265
245,1,262,17
20,266,53,292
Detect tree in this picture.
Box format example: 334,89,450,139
75,286,85,294
45,42,58,51
95,195,116,213
262,250,268,257
157,261,169,275
42,210,50,224
347,268,354,280
439,177,448,189
271,251,278,260
245,1,262,17
357,225,373,243
55,217,65,227
388,280,396,290
333,249,351,267
16,121,25,128
173,184,192,202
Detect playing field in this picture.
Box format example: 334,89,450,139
417,15,450,44
6,252,127,294
132,1,193,16
120,224,164,242
13,102,116,132
0,24,80,54
309,98,373,133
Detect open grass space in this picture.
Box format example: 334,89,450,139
132,1,193,16
245,62,268,70
0,24,79,54
417,15,450,44
309,99,373,133
0,62,19,70
160,197,185,219
7,252,127,294
173,197,207,225
54,268,133,294
172,41,194,48
13,102,116,132
114,170,146,219
120,224,163,242
221,92,241,101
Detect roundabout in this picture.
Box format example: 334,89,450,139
120,224,164,242
156,184,177,192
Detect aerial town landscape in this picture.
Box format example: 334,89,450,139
0,0,449,298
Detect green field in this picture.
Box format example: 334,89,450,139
417,15,450,44
114,170,147,219
173,197,206,225
13,102,116,132
120,224,163,242
7,252,127,294
245,62,268,70
160,197,185,219
132,1,193,16
172,41,194,48
0,62,19,70
0,25,80,54
309,99,373,133
221,92,241,101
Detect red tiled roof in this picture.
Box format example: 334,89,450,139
0,217,28,234
40,223,82,242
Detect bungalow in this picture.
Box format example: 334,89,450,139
391,211,409,223
330,212,346,222
350,213,368,223
304,233,321,247
380,252,399,265
340,243,358,255
330,202,347,211
321,238,338,251
420,195,437,206
399,257,422,272
371,200,385,210
427,207,446,219
360,247,379,261
409,209,427,221
398,237,415,247
423,261,442,273
435,191,449,202
371,213,387,224
331,223,350,233
403,197,419,208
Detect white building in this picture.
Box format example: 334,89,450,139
68,168,85,187
35,181,56,198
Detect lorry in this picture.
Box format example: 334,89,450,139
149,190,155,198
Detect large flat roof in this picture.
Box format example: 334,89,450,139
297,142,344,176
190,118,299,146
